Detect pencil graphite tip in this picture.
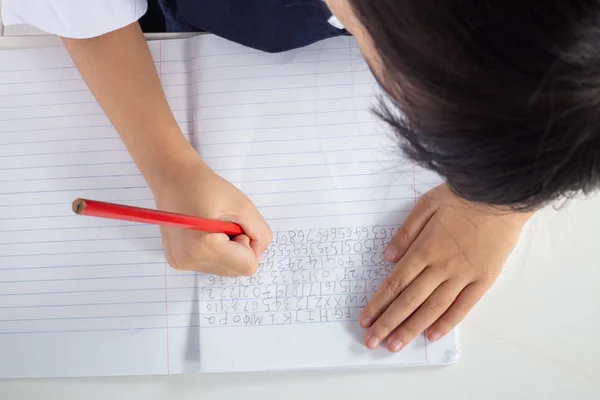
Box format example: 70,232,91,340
72,198,86,215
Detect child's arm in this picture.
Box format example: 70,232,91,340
360,184,533,352
62,22,188,189
62,22,272,276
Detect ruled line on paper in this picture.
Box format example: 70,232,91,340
0,105,371,123
0,43,358,73
0,100,370,130
0,199,414,222
0,168,431,188
0,318,370,336
0,184,433,209
0,211,412,234
1,261,391,283
0,81,373,99
0,177,423,196
0,119,374,135
0,66,364,86
0,144,385,160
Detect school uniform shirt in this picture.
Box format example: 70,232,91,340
1,0,343,39
2,0,148,39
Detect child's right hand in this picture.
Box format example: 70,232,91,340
62,24,271,277
149,153,272,277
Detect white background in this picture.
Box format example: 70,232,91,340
0,10,599,400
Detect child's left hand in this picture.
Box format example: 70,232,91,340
360,184,533,352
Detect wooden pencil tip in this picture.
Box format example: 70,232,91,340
72,198,86,215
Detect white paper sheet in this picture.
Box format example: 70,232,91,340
0,35,456,378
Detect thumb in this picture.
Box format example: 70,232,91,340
227,207,272,262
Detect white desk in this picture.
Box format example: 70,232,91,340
0,32,599,400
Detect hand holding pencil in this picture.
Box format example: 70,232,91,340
153,165,271,276
76,162,272,277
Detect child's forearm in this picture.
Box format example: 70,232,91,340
62,22,200,188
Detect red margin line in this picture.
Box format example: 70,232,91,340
159,41,171,374
412,163,429,363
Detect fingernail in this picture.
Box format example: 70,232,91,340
384,244,398,262
388,338,404,352
429,332,442,342
364,334,380,349
360,317,373,328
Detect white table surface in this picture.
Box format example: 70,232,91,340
0,30,599,400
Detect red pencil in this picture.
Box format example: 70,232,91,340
72,198,244,236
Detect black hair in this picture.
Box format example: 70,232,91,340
349,0,600,210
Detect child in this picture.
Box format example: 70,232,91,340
3,0,599,354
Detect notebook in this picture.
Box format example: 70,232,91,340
0,35,456,378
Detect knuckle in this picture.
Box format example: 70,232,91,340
453,300,474,316
396,326,416,341
398,290,417,309
414,243,434,261
361,305,374,317
394,227,410,248
423,299,445,316
384,277,408,296
435,318,453,332
444,258,466,274
372,320,395,338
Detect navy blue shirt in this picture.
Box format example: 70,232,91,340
158,0,348,52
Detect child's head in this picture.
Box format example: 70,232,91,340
328,0,600,210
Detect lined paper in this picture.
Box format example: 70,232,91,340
0,36,454,378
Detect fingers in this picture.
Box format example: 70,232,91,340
165,228,260,276
166,204,272,276
232,234,251,247
363,267,443,349
384,195,437,263
178,205,271,276
230,205,273,262
426,282,489,342
210,235,260,276
359,250,427,328
385,280,461,352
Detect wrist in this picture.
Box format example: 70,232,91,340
441,183,536,224
148,148,210,191
134,132,210,191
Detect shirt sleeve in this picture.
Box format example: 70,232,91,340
1,0,148,39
